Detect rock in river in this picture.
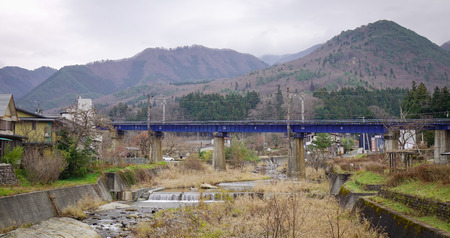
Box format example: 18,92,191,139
4,217,100,238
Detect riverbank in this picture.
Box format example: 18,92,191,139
331,155,450,237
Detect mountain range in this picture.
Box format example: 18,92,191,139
16,45,268,111
1,20,449,114
213,20,450,97
0,66,56,98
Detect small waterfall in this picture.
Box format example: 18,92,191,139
147,192,218,202
146,191,263,202
148,192,183,201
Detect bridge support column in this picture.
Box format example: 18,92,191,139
112,130,125,154
434,130,449,164
288,133,306,179
384,130,399,152
150,132,163,163
212,132,226,171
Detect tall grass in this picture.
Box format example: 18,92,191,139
61,195,106,220
149,162,268,189
133,185,385,237
386,164,450,186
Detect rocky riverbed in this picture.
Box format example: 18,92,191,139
82,160,282,237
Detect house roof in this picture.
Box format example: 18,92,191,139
16,107,45,118
16,107,47,119
0,94,17,119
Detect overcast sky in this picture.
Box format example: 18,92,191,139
1,0,449,70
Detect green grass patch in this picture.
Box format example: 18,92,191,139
389,180,450,202
417,216,450,233
0,187,14,196
343,170,386,193
53,172,101,188
343,181,366,193
103,161,166,173
369,196,450,233
370,196,414,213
353,171,386,185
0,162,166,197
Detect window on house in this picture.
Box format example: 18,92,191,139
32,122,36,130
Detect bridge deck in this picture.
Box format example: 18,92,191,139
113,119,450,134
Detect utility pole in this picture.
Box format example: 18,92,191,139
147,94,152,161
286,87,291,138
300,91,304,122
162,97,166,123
361,116,365,154
147,94,150,132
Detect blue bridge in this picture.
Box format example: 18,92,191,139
113,119,450,134
113,119,450,175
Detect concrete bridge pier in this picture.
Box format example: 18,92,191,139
434,130,449,164
384,130,399,151
287,133,306,179
150,131,163,163
111,130,125,153
212,132,227,171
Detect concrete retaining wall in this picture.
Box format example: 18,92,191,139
337,185,376,209
0,166,165,230
330,173,351,195
355,197,450,238
0,176,116,230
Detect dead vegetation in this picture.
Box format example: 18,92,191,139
150,160,268,189
386,163,450,187
22,148,67,185
61,195,106,220
133,179,386,238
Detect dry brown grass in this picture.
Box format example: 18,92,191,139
332,154,385,172
252,167,329,197
386,164,450,187
133,183,386,238
151,163,269,189
61,195,106,220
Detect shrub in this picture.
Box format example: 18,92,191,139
119,168,136,186
199,150,213,163
386,164,450,186
364,162,387,175
58,130,96,179
183,154,206,171
1,144,23,167
134,167,153,184
227,138,259,168
22,149,67,185
413,164,450,184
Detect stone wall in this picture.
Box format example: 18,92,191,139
379,189,450,222
355,197,450,238
0,163,18,186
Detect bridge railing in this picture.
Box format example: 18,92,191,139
113,118,450,125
